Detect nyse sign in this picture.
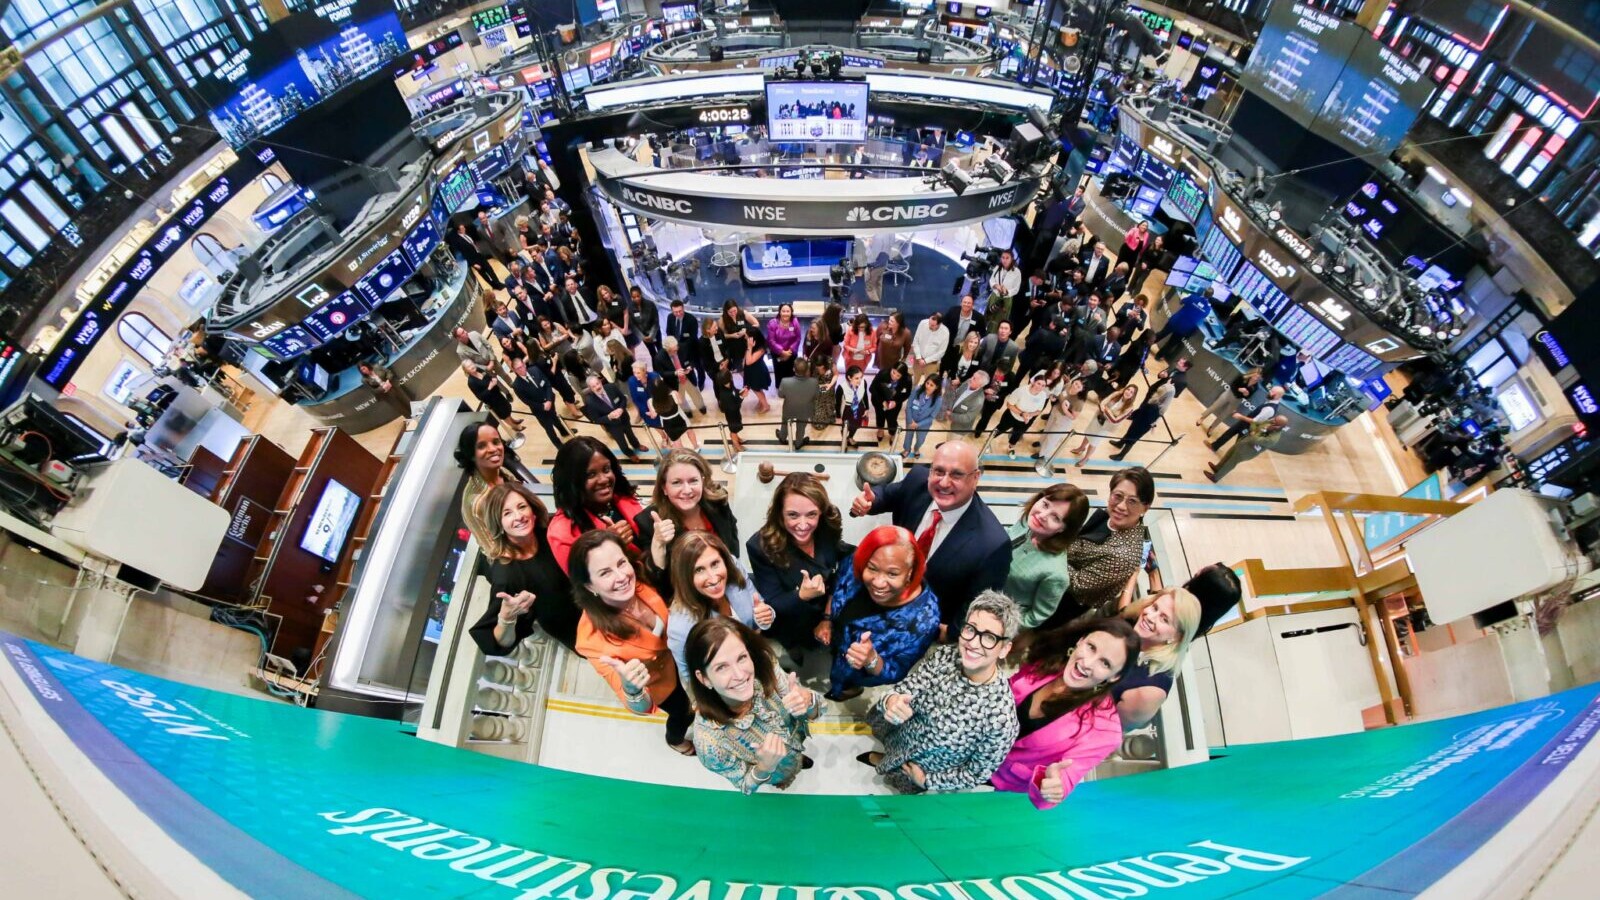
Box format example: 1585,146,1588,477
599,175,1042,234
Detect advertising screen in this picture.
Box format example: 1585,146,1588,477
1341,178,1403,241
1198,224,1243,283
1229,261,1293,322
1239,1,1362,129
437,165,476,213
354,250,413,306
1316,38,1431,157
1132,150,1175,192
302,291,370,342
662,1,698,21
259,325,319,359
766,81,869,143
299,479,361,563
1165,174,1207,222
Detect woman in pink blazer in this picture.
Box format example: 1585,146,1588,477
992,617,1140,809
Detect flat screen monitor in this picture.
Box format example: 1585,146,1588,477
590,57,614,82
302,291,370,342
355,250,413,306
260,325,318,359
562,65,592,92
299,479,361,564
662,2,697,22
766,81,869,143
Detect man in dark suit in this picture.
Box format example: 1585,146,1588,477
941,294,986,369
557,277,600,332
849,439,1011,627
663,299,703,386
581,374,643,459
446,221,502,289
509,356,571,447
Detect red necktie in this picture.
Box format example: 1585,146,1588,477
915,511,943,559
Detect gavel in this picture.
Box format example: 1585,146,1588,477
757,462,831,484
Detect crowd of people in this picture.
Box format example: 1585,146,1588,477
431,171,1276,803
434,169,1300,484
458,424,1241,802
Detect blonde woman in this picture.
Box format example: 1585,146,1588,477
1036,375,1086,473
1110,588,1202,730
1071,381,1138,467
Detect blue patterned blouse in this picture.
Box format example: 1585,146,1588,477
825,559,941,698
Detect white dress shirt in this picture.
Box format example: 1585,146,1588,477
915,496,972,559
911,321,950,363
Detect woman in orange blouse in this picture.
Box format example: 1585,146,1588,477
843,314,878,371
570,529,696,754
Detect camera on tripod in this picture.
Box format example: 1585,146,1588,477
954,246,1002,294
827,257,855,301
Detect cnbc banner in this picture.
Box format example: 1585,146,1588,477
4,631,1599,899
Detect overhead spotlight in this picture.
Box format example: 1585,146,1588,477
1311,252,1329,274
1417,324,1434,337
1361,286,1378,302
1267,201,1283,222
1449,326,1463,337
826,51,843,79
941,160,973,196
1062,54,1082,74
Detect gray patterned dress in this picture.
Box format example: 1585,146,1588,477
867,644,1020,793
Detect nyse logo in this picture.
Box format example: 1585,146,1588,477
988,188,1020,209
743,204,787,222
846,203,950,224
207,180,231,204
1255,248,1296,281
182,205,206,228
1310,297,1353,331
621,186,692,214
1219,205,1244,241
401,202,423,229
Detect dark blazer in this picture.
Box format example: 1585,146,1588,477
941,306,987,355
581,382,630,427
866,465,1012,625
633,498,741,563
510,370,555,412
746,532,855,650
664,311,701,358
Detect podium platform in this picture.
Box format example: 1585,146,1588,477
4,630,1600,899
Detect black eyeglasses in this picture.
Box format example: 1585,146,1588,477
961,623,1004,649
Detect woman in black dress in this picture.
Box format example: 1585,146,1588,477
870,362,913,445
650,375,695,449
713,362,747,452
742,324,772,413
468,482,581,654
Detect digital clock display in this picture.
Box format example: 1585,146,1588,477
695,105,751,125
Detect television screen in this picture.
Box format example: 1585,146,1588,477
1239,1,1362,129
766,81,869,143
354,250,414,306
662,2,697,22
259,325,319,359
302,291,370,342
1315,37,1431,158
299,479,361,563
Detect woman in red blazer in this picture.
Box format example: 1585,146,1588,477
992,617,1140,808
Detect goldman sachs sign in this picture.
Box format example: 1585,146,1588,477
595,172,1044,234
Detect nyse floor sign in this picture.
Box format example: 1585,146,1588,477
602,177,1042,235
3,632,1599,898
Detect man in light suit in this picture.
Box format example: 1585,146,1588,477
850,438,1011,627
944,371,990,434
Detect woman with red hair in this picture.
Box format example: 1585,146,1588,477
816,525,941,700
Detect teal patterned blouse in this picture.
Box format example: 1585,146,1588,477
691,686,823,793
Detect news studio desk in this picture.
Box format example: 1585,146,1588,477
296,263,485,433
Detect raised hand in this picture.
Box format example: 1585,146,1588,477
755,732,786,774
850,484,875,517
752,595,775,629
780,672,811,717
649,508,676,547
599,655,650,696
1039,760,1072,804
601,515,635,544
845,631,876,670
881,692,914,725
496,590,536,623
798,571,827,601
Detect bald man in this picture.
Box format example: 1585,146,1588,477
851,440,1011,626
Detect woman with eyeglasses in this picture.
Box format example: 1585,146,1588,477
991,616,1140,808
818,525,941,701
1040,468,1157,629
685,618,823,793
860,592,1022,793
1005,484,1091,628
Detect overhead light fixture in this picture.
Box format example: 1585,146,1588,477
1362,286,1379,302
1417,324,1434,337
